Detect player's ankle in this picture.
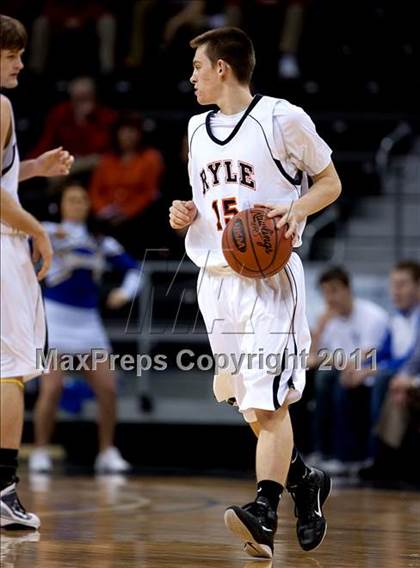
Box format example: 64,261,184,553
287,447,310,487
0,448,18,490
256,480,284,511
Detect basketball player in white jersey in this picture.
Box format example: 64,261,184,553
169,27,341,558
1,14,73,529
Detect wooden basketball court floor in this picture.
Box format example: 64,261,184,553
1,475,419,568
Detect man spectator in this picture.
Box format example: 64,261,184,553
347,261,420,460
309,266,388,474
29,77,117,177
360,329,420,483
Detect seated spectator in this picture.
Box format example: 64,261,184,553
277,0,310,80
309,266,388,474
126,0,233,70
347,261,420,456
228,0,310,89
359,328,420,484
29,0,116,76
89,112,165,257
382,336,420,445
29,77,117,177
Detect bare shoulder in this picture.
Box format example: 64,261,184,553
0,95,12,150
0,94,12,115
0,95,12,131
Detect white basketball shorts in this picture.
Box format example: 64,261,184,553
197,252,311,423
0,234,46,381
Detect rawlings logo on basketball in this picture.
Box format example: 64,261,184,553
232,219,247,252
251,211,273,254
222,206,292,279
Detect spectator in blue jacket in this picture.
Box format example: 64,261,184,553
344,261,420,455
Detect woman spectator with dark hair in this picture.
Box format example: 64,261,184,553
89,112,164,257
29,182,139,474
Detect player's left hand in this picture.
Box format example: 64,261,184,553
266,202,304,242
35,147,74,177
106,288,130,310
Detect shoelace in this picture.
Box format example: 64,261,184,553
6,477,28,516
11,492,28,516
243,500,272,523
289,480,319,521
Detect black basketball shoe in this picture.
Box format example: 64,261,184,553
224,496,277,558
287,467,331,551
0,481,40,530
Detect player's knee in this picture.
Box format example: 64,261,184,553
255,406,288,428
254,408,277,427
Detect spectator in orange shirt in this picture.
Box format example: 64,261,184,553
90,112,165,256
29,77,117,177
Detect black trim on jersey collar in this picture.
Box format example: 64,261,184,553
205,94,263,145
1,144,16,176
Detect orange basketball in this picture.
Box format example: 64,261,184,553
222,206,293,278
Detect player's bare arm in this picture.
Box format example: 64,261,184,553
267,161,342,239
19,147,74,181
1,95,53,280
169,199,198,230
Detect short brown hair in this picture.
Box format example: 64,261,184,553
190,27,255,85
319,266,351,288
393,260,420,283
0,14,27,51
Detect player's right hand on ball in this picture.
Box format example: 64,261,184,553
32,229,53,281
169,200,197,229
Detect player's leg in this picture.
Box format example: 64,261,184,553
1,379,24,449
0,378,40,529
249,419,310,485
224,405,292,559
281,255,331,551
225,255,330,554
222,271,296,559
30,369,64,473
1,236,46,528
255,406,293,484
248,414,331,550
84,361,130,473
197,269,243,405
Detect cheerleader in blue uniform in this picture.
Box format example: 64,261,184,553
29,183,140,473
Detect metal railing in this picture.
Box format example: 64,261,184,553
375,122,416,262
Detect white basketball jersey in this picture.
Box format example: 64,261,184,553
185,95,308,268
0,102,21,235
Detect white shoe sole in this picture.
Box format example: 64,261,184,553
224,509,273,559
1,516,40,530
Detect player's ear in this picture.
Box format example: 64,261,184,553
216,59,228,76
